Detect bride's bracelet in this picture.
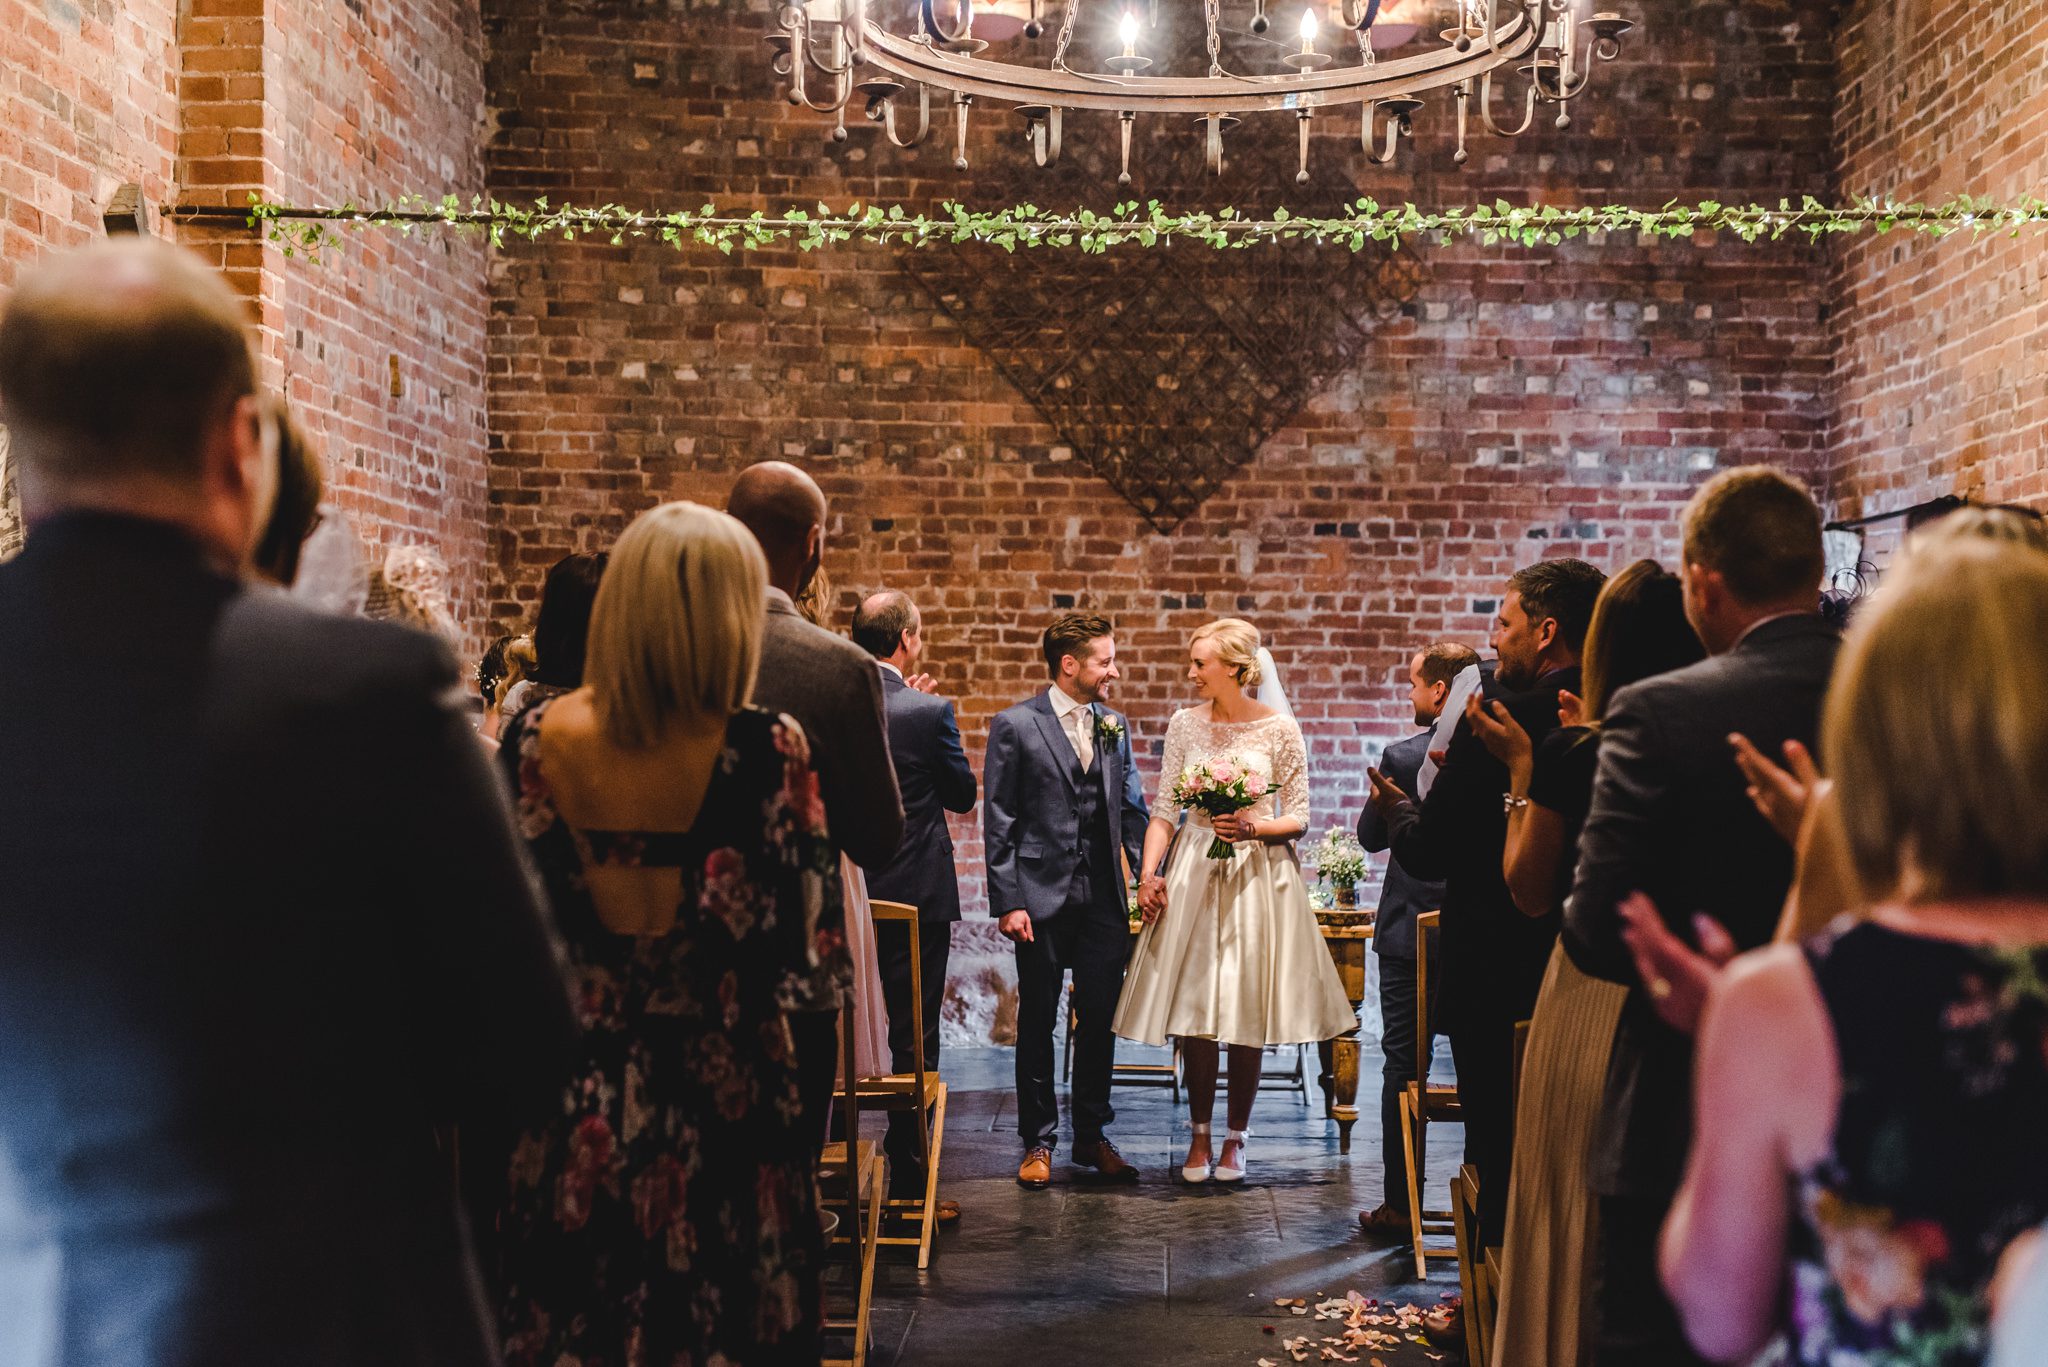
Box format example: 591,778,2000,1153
1503,793,1531,814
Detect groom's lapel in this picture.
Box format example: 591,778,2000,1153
1030,697,1081,793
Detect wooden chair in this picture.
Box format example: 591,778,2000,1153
1062,919,1181,1100
821,984,884,1366
1399,909,1461,1279
1452,1163,1498,1367
853,899,950,1269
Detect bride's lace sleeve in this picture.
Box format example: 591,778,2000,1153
1273,717,1311,827
1153,708,1192,815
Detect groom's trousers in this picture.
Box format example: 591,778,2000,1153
1014,891,1132,1152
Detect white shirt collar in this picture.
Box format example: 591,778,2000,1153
878,660,904,679
1047,685,1089,720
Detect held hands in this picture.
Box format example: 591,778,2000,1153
1728,733,1823,846
1617,892,1739,1036
1139,874,1168,924
999,909,1035,944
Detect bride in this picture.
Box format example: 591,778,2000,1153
1114,618,1355,1184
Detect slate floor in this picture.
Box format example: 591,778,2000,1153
828,1039,1467,1367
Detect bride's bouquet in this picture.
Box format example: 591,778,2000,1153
1171,758,1268,860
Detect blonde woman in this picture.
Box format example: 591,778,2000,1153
1115,618,1354,1183
1638,539,2048,1364
490,501,830,1366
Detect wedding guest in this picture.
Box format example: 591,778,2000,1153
0,237,574,1367
985,612,1149,1187
1356,639,1479,1237
1118,618,1353,1184
249,393,322,586
797,572,892,1099
476,633,535,744
1565,465,1837,1366
491,501,829,1366
1367,558,1605,1247
728,460,904,1154
853,589,977,1212
1463,561,1703,1367
1652,539,2048,1365
502,550,607,714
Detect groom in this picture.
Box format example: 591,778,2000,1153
984,612,1151,1188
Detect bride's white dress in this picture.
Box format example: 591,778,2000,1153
1112,707,1356,1048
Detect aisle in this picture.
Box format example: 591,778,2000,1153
847,1042,1465,1366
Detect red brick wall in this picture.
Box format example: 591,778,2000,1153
1823,0,2048,561
481,0,1837,913
0,0,493,639
0,0,180,283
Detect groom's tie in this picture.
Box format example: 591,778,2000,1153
1067,707,1095,771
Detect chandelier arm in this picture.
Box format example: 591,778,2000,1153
1474,65,1539,136
1359,99,1402,164
1484,0,1540,60
804,16,858,76
1030,106,1064,165
883,84,935,146
920,0,976,47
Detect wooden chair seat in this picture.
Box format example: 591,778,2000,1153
1401,911,1464,1281
855,899,951,1269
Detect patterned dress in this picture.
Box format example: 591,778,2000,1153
1786,920,2048,1366
492,699,834,1367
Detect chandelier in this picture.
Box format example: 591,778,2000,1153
770,0,1631,184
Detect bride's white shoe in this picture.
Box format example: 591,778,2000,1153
1181,1123,1214,1184
1213,1129,1250,1184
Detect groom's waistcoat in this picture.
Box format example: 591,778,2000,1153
1064,751,1117,909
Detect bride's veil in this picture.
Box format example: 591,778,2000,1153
1254,646,1294,721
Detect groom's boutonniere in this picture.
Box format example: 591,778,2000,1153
1095,713,1126,747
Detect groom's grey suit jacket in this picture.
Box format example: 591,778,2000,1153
982,690,1150,922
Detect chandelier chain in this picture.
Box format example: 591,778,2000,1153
1051,0,1082,74
1204,0,1226,79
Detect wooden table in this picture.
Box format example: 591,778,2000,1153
1315,910,1375,1154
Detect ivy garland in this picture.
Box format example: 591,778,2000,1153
183,192,2048,259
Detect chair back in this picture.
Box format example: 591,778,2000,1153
1414,909,1441,1085
866,899,929,1164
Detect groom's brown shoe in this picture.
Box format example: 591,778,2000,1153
1072,1138,1140,1183
1017,1147,1053,1189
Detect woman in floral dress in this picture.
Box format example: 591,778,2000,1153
491,502,830,1366
1655,538,2048,1366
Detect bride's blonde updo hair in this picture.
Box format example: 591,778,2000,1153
1191,617,1264,690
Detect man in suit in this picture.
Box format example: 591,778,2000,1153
0,239,575,1367
984,612,1150,1188
727,461,906,1155
1355,640,1479,1237
851,589,977,1203
1367,558,1606,1247
1565,466,1837,1367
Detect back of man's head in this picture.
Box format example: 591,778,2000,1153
0,238,255,492
1417,640,1480,689
1508,557,1608,657
851,589,917,659
1682,466,1824,607
725,461,826,585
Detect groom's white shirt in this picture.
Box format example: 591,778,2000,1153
1047,684,1094,769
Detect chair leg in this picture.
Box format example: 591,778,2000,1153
917,1084,948,1270
851,1162,882,1367
1401,1088,1428,1281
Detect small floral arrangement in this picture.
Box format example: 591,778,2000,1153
1170,757,1268,859
1304,825,1368,887
1095,713,1125,747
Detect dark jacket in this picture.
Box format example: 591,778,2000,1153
1565,613,1840,1199
752,590,905,872
982,690,1149,921
1383,666,1580,1032
0,513,575,1367
1358,729,1443,960
865,668,977,922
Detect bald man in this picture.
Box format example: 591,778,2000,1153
727,461,904,1153
0,239,574,1367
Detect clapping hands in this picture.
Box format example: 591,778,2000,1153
903,672,939,695
1464,692,1533,776
1618,892,1740,1035
1729,733,1824,846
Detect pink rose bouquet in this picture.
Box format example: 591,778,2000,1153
1170,758,1269,859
